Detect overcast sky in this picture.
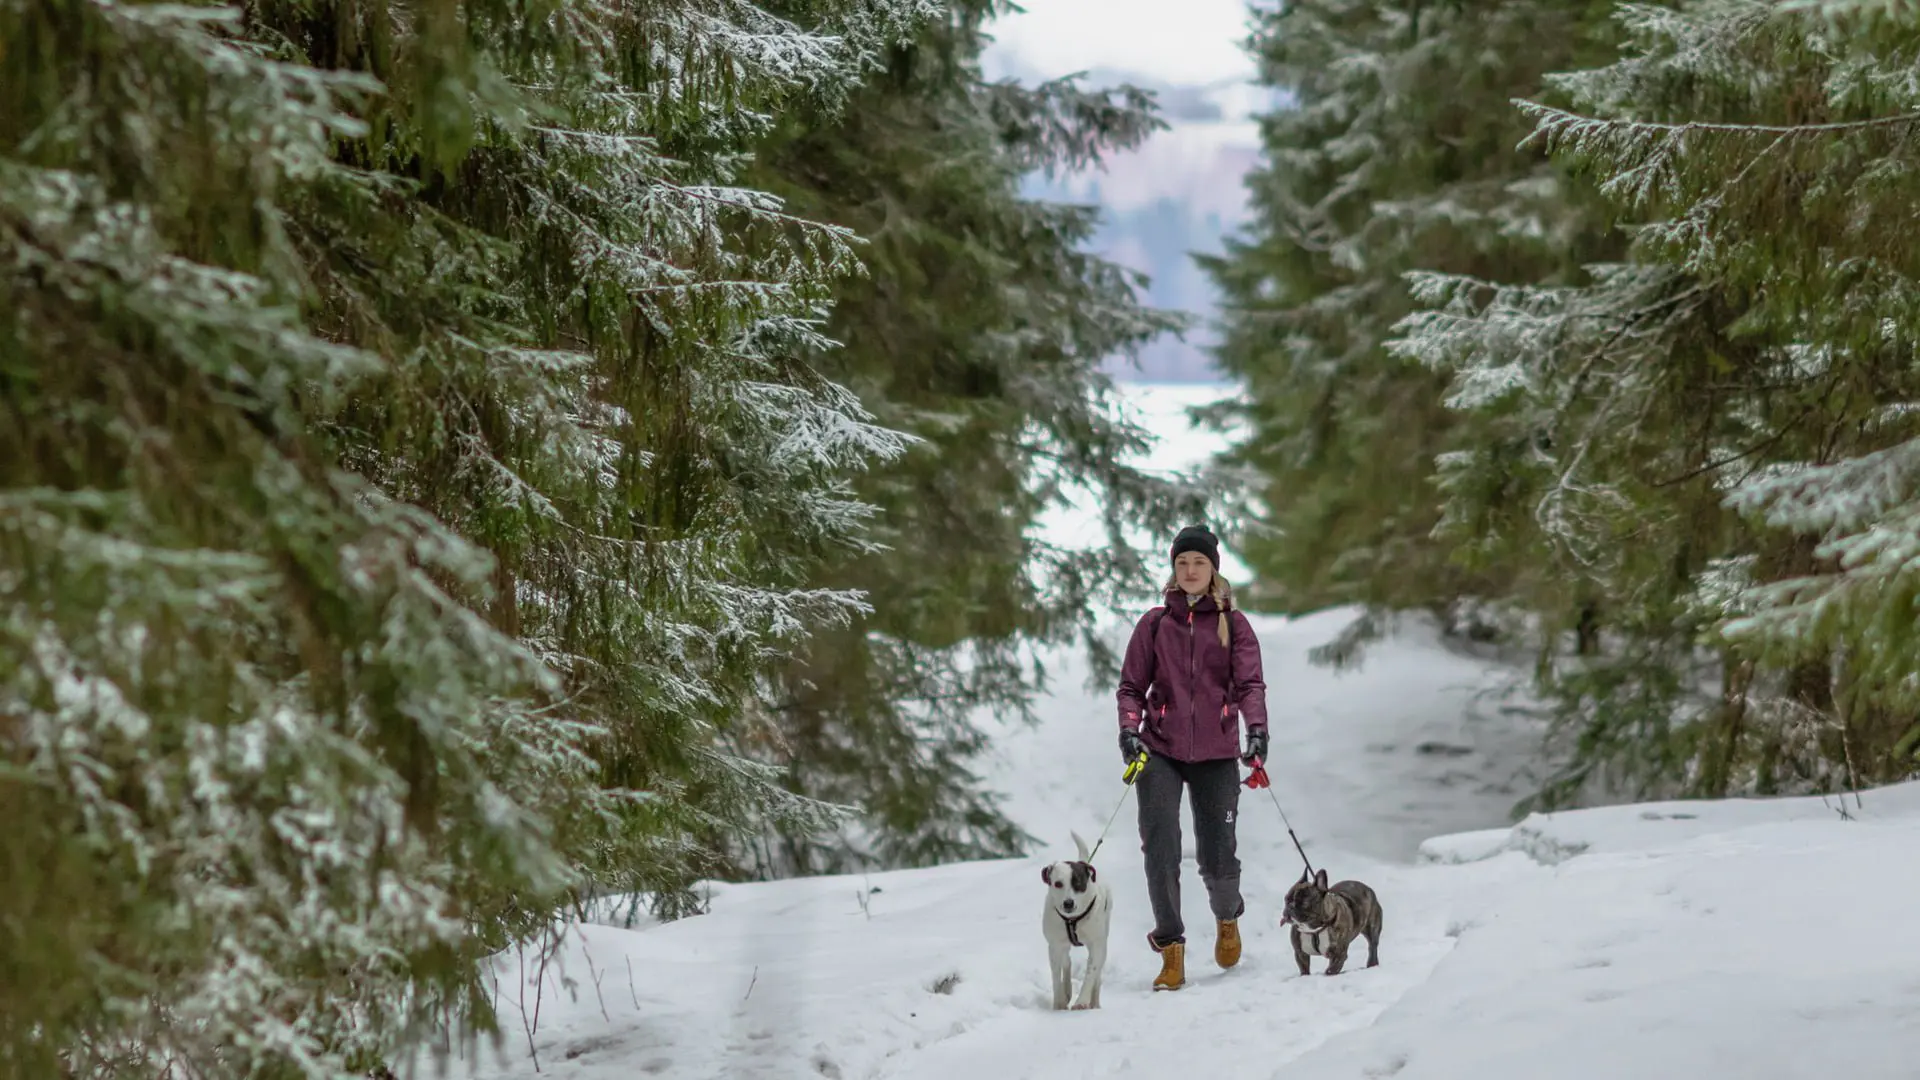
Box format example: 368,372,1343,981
981,0,1261,85
978,0,1267,384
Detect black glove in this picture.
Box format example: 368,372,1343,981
1242,727,1269,766
1119,727,1146,765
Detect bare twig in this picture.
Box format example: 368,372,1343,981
1647,420,1801,488
513,946,542,1073
531,928,559,1044
626,957,641,1011
580,936,611,1022
1837,676,1865,816
743,966,759,1002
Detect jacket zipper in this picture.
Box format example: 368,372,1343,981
1186,609,1196,758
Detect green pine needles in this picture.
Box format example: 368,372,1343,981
732,0,1200,877
2,0,1199,1069
1202,0,1628,626
1397,0,1920,805
1218,0,1920,815
0,0,1048,1074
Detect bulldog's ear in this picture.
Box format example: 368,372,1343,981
1297,866,1311,884
1314,868,1329,890
1041,866,1053,885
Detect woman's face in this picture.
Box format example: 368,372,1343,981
1173,551,1213,595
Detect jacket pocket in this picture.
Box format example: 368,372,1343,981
1142,693,1165,737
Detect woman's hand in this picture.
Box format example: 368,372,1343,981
1119,727,1146,764
1242,727,1269,765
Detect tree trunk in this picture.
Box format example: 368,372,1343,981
491,557,522,638
1700,656,1753,798
1574,599,1601,657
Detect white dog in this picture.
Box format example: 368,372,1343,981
1040,830,1112,1011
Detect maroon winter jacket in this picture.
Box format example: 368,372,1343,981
1116,586,1268,763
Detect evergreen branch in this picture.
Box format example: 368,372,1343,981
651,180,866,241
1519,100,1920,142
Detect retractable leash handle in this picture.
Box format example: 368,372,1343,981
1243,757,1272,789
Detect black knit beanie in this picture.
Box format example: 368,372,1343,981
1170,524,1220,569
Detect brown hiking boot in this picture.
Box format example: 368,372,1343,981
1152,940,1186,991
1215,918,1242,969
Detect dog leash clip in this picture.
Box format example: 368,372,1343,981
1244,756,1272,790
1121,750,1148,786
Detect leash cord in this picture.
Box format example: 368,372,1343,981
1264,785,1314,876
1083,752,1314,878
1247,756,1313,875
1084,751,1149,864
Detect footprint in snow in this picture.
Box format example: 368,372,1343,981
1363,1052,1410,1078
562,1034,622,1060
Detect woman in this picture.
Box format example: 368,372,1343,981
1115,524,1269,992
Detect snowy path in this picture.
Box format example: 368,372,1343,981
861,858,1527,1080
432,602,1920,1080
849,607,1550,1080
433,606,1557,1080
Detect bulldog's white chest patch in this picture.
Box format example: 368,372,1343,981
1296,927,1329,956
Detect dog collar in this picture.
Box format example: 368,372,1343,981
1060,898,1099,947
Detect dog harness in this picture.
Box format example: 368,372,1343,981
1060,895,1101,947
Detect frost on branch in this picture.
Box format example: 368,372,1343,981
7,0,946,1072
1718,441,1920,696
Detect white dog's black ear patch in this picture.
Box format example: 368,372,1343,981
1041,865,1053,885
1070,862,1093,891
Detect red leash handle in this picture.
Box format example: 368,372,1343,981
1243,755,1271,789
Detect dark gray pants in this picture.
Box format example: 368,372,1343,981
1136,752,1243,948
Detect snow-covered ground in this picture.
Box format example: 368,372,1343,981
425,384,1920,1080
1031,380,1257,585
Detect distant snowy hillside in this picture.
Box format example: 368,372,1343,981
1032,381,1253,585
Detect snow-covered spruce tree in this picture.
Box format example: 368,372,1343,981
1,4,554,1073
3,0,935,1076
727,0,1200,875
1200,0,1629,648
283,0,945,919
1391,0,1920,806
